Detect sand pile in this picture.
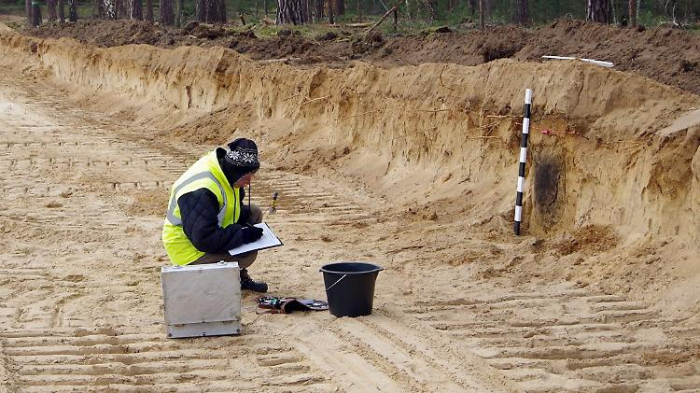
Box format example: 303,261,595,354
371,20,700,94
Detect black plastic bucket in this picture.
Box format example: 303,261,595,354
320,262,384,317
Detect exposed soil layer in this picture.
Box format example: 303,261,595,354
26,19,700,95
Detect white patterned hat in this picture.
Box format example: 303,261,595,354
225,138,260,171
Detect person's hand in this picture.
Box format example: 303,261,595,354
240,226,264,243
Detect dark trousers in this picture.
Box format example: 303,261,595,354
190,204,263,269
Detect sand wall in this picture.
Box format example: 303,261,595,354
2,30,698,241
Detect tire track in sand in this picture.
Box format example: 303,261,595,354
399,281,700,393
0,74,339,392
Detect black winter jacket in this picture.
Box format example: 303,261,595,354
177,149,252,254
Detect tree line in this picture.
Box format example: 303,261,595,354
24,0,698,29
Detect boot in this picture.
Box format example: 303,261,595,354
240,269,268,293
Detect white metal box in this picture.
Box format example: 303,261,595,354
161,261,241,339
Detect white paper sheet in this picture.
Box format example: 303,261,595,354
228,222,283,256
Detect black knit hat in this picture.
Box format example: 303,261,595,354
224,138,260,172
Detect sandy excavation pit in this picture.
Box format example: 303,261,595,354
0,20,699,393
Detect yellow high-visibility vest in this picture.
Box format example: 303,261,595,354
162,150,240,266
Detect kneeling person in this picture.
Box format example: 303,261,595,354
162,138,268,292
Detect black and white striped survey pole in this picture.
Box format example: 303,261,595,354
514,89,532,236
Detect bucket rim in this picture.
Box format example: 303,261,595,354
319,262,384,275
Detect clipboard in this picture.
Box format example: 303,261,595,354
228,222,283,256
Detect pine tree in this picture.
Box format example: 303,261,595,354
145,0,154,22
160,0,175,25
32,0,42,26
335,0,344,15
68,0,78,21
629,0,636,26
58,0,65,22
131,0,143,19
587,0,611,23
26,0,32,27
515,0,528,25
277,0,307,24
47,0,58,22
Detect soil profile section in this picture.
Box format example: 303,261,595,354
2,30,698,243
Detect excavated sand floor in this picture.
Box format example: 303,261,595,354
0,25,699,393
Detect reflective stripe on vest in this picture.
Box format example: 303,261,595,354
162,150,241,266
166,171,227,226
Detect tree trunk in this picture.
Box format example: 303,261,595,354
47,0,58,21
611,0,617,24
468,0,476,15
587,0,611,23
145,0,154,22
508,0,514,23
124,0,132,18
217,0,227,23
94,0,103,17
32,1,42,26
175,0,183,25
335,0,344,14
515,0,527,25
58,0,65,22
367,3,396,31
299,0,307,23
160,0,175,25
357,0,362,21
204,0,223,23
314,0,323,20
205,0,215,22
68,0,77,20
478,0,484,28
661,0,676,19
26,0,32,27
131,0,143,19
277,0,306,24
328,0,335,23
305,0,311,22
196,0,206,21
628,0,636,25
421,0,436,21
114,0,122,17
119,0,128,17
